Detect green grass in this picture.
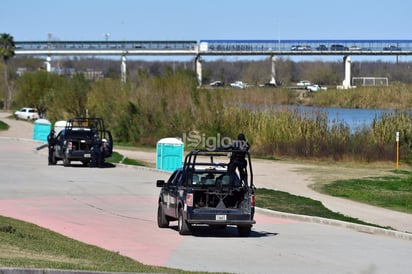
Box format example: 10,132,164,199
0,216,194,273
255,188,389,229
105,151,147,166
0,143,201,273
319,170,412,214
0,120,9,131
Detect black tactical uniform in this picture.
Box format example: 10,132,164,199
228,133,250,185
91,133,102,167
47,129,56,165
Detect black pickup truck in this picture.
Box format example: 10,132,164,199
52,117,113,167
156,149,255,236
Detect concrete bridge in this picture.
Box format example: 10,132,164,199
15,39,412,87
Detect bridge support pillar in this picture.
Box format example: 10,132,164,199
341,55,353,89
195,55,202,87
270,55,277,85
45,56,51,72
121,55,127,83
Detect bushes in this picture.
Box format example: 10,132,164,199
12,68,412,163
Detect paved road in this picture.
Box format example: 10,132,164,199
1,137,412,274
3,111,412,233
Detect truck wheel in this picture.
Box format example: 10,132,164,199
157,203,169,228
237,225,252,237
178,208,191,235
63,154,70,167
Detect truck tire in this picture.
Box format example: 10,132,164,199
178,208,191,235
157,203,169,228
237,225,252,237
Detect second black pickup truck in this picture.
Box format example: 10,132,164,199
52,117,113,167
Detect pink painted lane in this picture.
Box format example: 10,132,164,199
0,195,182,266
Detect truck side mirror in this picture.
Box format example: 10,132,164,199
156,180,165,187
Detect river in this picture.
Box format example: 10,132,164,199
289,106,399,130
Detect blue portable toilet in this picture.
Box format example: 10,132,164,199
156,137,184,172
32,119,51,142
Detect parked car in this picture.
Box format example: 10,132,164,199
14,107,38,120
209,80,224,87
230,81,248,89
259,81,281,88
296,80,312,87
306,84,327,92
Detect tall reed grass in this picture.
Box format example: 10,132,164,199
221,107,412,162
84,72,412,162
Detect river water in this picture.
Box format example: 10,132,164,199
291,106,398,130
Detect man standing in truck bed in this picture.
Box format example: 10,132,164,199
228,133,250,185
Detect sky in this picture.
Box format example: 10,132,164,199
2,0,410,42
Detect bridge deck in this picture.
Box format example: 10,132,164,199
14,39,412,56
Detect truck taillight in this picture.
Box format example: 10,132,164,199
68,141,72,150
186,193,193,207
251,195,255,207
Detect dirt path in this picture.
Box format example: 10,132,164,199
2,111,412,233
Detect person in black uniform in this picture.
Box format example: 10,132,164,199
47,129,56,165
228,133,250,185
91,133,102,167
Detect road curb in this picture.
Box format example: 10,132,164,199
255,207,412,241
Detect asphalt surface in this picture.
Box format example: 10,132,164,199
1,112,412,274
2,111,412,234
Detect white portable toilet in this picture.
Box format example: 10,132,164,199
54,120,69,135
156,137,184,172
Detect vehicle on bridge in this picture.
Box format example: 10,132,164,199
330,44,349,51
291,45,312,51
316,44,328,51
383,45,401,51
156,149,256,236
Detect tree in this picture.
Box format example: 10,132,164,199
0,33,15,110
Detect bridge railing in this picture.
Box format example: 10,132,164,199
14,39,412,56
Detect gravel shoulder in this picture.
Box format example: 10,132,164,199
2,111,412,233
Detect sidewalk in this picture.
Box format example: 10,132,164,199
2,111,412,234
